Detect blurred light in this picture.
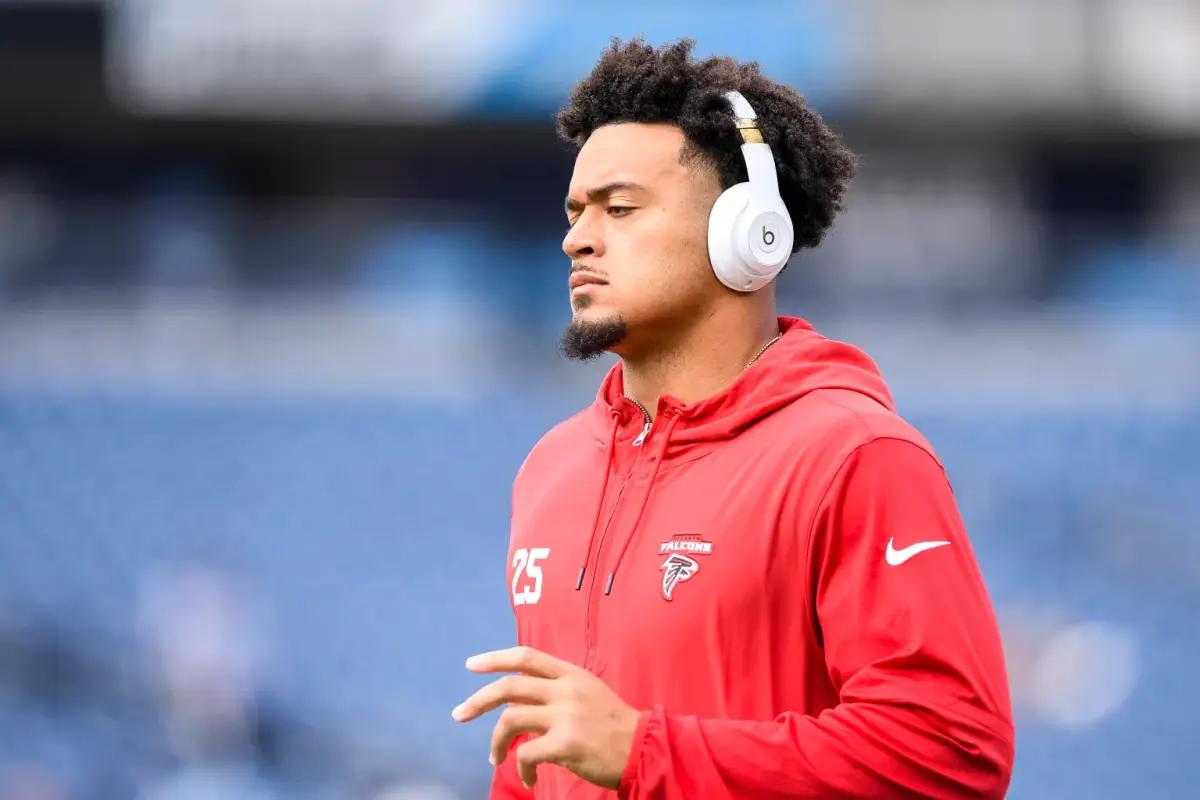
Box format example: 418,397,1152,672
1031,621,1139,728
1102,0,1200,130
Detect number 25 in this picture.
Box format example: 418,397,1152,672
511,547,550,606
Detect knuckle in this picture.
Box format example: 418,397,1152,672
501,706,536,740
556,736,581,765
566,704,588,729
514,646,533,667
565,678,586,703
552,678,582,710
497,705,522,729
556,720,579,748
494,707,512,731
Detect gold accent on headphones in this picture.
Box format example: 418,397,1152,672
734,117,763,144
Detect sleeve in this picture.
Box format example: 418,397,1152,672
617,437,1014,799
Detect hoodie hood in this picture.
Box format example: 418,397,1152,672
594,316,894,451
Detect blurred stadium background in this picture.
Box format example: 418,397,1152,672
1,0,1198,797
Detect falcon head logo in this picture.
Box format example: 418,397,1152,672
660,554,699,601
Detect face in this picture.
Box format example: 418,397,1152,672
561,123,723,358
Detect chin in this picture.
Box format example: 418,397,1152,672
559,308,629,361
571,300,612,321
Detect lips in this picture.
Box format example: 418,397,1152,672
569,273,608,291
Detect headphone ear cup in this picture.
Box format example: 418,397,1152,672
707,183,756,292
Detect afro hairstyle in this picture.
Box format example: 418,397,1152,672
557,37,856,253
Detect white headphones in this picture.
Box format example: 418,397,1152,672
707,90,794,292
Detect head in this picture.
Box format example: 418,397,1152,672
557,38,856,360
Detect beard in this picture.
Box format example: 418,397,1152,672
558,314,628,361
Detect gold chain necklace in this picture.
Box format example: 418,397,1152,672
744,331,783,371
625,330,783,417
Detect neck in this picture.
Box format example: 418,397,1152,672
620,303,780,420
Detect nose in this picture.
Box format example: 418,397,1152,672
562,212,603,260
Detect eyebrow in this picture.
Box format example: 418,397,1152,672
564,181,645,215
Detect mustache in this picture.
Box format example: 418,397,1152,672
570,264,607,279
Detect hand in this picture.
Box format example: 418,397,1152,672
451,646,640,790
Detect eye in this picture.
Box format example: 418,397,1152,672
607,206,634,218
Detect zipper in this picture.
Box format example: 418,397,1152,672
629,397,653,446
581,397,652,669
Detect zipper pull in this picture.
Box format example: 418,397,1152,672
632,420,652,447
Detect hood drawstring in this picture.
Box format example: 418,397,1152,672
575,408,622,591
603,410,682,596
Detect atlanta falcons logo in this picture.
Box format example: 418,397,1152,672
660,554,700,601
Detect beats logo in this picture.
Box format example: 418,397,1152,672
750,211,787,259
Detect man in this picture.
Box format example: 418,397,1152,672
452,38,1013,798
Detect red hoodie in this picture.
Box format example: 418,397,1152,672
493,316,1013,799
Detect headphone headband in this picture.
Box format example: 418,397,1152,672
724,90,758,120
725,91,765,144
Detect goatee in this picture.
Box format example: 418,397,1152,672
559,316,628,361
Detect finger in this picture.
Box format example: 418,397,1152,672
465,646,574,679
515,730,566,789
490,705,551,766
451,674,554,722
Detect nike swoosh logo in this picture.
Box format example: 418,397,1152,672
885,537,951,566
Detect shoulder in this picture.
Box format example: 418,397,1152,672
780,387,943,474
821,388,935,454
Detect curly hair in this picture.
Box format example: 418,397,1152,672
557,38,856,253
